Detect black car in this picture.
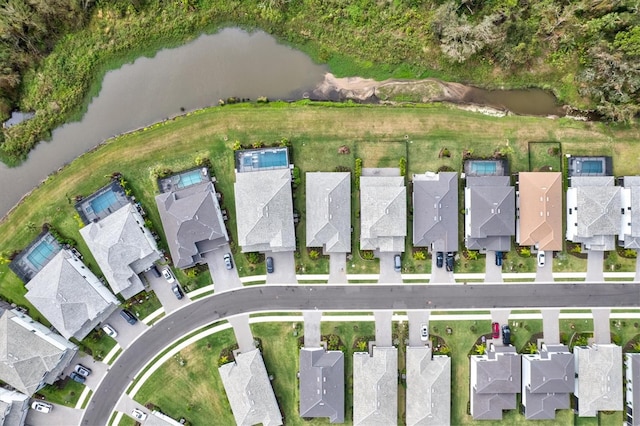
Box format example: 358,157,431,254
172,284,184,300
495,251,503,267
120,309,138,325
436,252,444,268
266,257,274,274
70,372,86,384
445,252,454,272
502,324,511,345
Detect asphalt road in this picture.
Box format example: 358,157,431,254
81,282,640,425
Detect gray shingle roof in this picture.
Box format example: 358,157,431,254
306,172,351,253
574,344,623,416
621,177,640,249
353,347,398,425
234,169,295,253
626,354,640,426
0,309,77,396
406,347,451,426
470,348,521,420
360,176,406,252
465,176,515,251
79,204,162,299
25,250,119,341
412,172,458,252
218,349,283,426
522,345,574,420
155,181,228,269
0,388,29,426
299,348,344,423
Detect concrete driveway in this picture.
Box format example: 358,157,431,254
592,308,611,344
103,310,148,350
205,245,242,292
585,249,604,282
485,251,503,283
541,309,560,345
328,253,347,284
374,311,393,347
265,251,297,284
227,314,255,352
536,251,554,282
26,401,82,426
490,309,510,345
407,311,430,347
430,252,454,283
115,395,150,424
303,311,322,347
378,252,402,283
63,352,110,390
144,269,188,313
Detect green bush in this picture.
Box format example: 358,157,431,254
413,250,426,261
398,157,406,176
355,158,363,189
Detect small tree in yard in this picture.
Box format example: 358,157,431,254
413,250,426,261
357,340,367,351
309,250,319,260
524,342,538,354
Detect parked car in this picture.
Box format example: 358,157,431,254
162,267,175,283
74,364,92,377
224,253,233,270
150,264,161,278
266,257,274,274
537,251,545,267
495,251,503,267
492,322,500,339
446,252,455,272
172,284,184,300
31,401,53,413
120,309,138,325
394,254,401,272
131,408,148,421
420,323,429,341
69,372,86,383
102,324,118,338
502,324,511,345
436,252,444,268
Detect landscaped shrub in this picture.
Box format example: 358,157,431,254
246,252,261,264
232,140,242,151
355,158,363,189
413,250,426,261
398,157,406,176
252,141,264,149
361,250,375,260
309,249,319,260
292,166,301,186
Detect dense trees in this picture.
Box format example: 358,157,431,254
0,0,638,165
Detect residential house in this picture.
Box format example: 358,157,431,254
218,349,283,426
306,172,351,253
620,176,640,249
360,171,406,253
25,249,119,341
470,345,521,420
353,347,397,425
0,308,77,396
299,347,344,423
412,172,458,253
0,388,29,426
566,176,621,251
625,353,640,426
521,344,574,420
465,176,515,252
155,177,228,269
145,411,185,426
80,203,162,299
234,169,295,253
406,346,451,426
574,344,622,416
517,172,563,252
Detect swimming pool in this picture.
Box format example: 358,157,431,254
239,148,289,172
90,190,118,214
470,161,498,175
26,238,59,269
580,160,603,174
176,169,204,189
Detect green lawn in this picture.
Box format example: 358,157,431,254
73,329,117,362
37,379,85,407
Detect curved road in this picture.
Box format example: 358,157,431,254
81,282,640,425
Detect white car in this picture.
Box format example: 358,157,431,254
537,251,545,267
31,401,53,413
132,408,148,421
162,267,175,283
420,323,429,341
102,324,118,338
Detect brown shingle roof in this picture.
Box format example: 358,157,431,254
518,172,563,251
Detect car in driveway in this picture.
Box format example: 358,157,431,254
446,252,455,272
102,324,118,338
537,251,545,267
266,257,274,273
495,251,503,266
502,324,511,345
394,254,401,272
420,323,429,341
31,401,53,413
224,253,233,270
436,252,444,268
69,372,86,384
162,267,175,283
172,284,184,300
131,408,148,421
74,364,92,377
120,309,138,325
492,322,500,339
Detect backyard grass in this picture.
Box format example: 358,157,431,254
37,379,85,407
74,329,117,362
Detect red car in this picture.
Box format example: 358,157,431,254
492,322,500,339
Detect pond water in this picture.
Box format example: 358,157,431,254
0,27,566,219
